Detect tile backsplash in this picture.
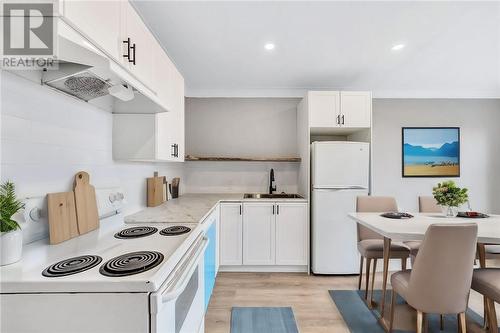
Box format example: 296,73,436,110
1,71,183,215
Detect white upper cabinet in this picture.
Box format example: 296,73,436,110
62,1,121,61
340,91,372,128
308,90,371,130
121,1,155,91
308,91,340,128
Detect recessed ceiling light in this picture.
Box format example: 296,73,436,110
264,43,275,51
391,43,406,51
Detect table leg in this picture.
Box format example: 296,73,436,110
477,243,488,328
380,237,392,318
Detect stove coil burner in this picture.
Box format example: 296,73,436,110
160,226,191,236
42,255,102,277
99,251,164,277
114,226,158,239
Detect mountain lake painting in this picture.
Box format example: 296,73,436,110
402,127,460,177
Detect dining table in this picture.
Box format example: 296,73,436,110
348,212,500,332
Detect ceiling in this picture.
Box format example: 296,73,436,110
133,1,500,98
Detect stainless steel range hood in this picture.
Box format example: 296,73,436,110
9,19,167,114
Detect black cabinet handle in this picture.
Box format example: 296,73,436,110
123,38,131,61
272,205,275,215
122,38,136,65
174,144,179,157
130,42,136,65
277,204,279,215
171,144,176,157
341,115,345,125
239,205,242,215
336,115,340,125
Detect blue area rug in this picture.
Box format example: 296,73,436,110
330,290,499,333
231,307,299,333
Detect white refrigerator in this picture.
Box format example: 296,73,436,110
311,141,370,274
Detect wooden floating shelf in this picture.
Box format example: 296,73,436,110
185,155,301,162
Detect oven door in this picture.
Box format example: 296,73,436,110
150,235,208,333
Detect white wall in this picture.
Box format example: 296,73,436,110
372,99,500,213
184,97,300,193
0,71,184,215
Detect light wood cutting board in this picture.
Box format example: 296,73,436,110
47,192,79,244
147,172,166,207
74,171,99,234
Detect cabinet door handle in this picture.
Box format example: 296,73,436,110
174,144,179,157
130,42,136,65
122,38,131,61
171,144,176,157
272,205,275,215
277,204,279,215
336,115,340,125
341,115,345,125
239,205,242,215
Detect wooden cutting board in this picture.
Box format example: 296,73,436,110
147,172,166,207
74,171,99,234
47,192,79,245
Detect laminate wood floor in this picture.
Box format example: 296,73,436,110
205,271,500,333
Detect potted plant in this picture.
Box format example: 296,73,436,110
0,181,25,266
432,180,469,218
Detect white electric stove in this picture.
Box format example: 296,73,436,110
0,188,207,333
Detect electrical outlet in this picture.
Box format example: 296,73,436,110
20,196,49,245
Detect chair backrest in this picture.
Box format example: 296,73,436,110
418,196,441,213
356,196,398,241
407,223,478,314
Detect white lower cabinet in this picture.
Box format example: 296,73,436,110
275,203,308,265
242,203,276,265
219,201,308,270
219,203,243,266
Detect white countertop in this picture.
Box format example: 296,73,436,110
124,193,308,224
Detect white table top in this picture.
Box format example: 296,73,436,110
348,213,500,244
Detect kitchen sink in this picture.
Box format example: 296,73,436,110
243,193,304,199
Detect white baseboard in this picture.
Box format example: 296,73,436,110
219,265,308,273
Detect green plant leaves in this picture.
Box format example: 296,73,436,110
0,181,24,233
432,180,469,207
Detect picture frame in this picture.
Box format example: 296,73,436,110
402,127,460,178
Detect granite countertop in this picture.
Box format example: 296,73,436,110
124,193,243,223
124,193,307,224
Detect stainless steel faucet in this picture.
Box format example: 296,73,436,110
269,168,276,194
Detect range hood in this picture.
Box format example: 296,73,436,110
10,19,167,114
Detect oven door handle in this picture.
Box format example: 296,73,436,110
161,237,208,303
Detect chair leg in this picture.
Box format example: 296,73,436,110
439,314,444,331
370,259,377,305
389,290,396,333
458,312,467,333
358,256,364,290
364,258,371,300
486,298,498,333
401,257,407,270
417,311,425,333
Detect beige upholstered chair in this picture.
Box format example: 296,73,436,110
356,196,410,304
471,268,500,333
406,196,442,261
389,223,478,333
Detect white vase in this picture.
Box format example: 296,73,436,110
0,229,23,266
441,205,459,218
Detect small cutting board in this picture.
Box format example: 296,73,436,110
74,171,99,234
147,172,166,207
47,192,79,244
